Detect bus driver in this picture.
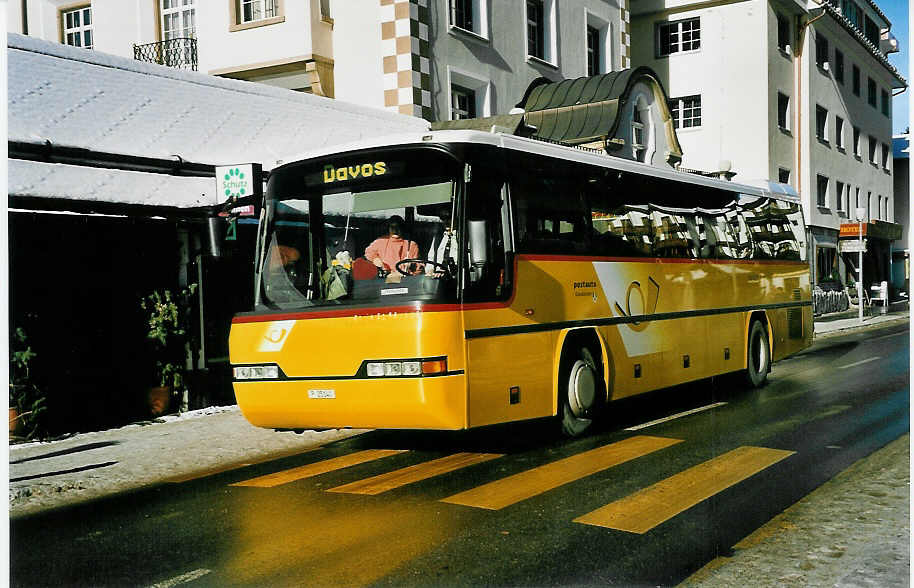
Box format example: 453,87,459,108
364,215,419,273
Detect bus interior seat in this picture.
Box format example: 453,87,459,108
352,257,378,280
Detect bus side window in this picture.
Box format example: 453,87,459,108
697,209,740,259
649,207,697,259
739,196,800,261
512,175,591,255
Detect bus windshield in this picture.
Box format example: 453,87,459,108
259,150,462,309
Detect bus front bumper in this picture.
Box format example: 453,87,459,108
233,374,468,431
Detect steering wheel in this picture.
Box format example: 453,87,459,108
395,258,449,276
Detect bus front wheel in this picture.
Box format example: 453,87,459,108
560,346,604,437
745,320,770,388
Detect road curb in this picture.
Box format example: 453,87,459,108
814,314,909,338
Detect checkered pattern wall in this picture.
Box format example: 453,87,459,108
620,0,631,69
381,0,433,120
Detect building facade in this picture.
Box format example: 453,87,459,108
630,0,905,290
8,0,336,95
333,0,626,120
8,1,627,121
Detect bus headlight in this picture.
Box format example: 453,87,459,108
364,358,445,378
233,365,280,380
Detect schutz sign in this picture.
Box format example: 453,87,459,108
215,163,263,205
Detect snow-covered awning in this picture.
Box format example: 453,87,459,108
8,33,429,211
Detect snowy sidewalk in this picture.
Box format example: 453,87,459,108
9,406,364,517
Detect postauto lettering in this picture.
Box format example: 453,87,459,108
322,161,387,184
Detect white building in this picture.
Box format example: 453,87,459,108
8,0,336,95
630,0,906,289
8,1,627,121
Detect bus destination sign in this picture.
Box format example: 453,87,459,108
322,161,387,184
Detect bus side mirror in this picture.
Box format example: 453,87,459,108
206,216,223,258
468,220,489,282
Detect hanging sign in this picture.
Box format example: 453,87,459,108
215,163,262,206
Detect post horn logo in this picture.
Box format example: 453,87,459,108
615,277,660,332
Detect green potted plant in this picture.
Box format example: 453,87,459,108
9,328,46,439
140,284,198,416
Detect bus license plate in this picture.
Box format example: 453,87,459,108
308,389,336,399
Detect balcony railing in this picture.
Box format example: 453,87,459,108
133,38,198,71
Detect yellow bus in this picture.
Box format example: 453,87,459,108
230,131,812,436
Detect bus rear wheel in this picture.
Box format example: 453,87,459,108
560,346,604,437
745,319,770,388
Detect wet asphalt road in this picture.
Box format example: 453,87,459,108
10,323,909,587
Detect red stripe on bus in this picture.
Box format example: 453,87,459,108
516,254,808,266
231,303,465,323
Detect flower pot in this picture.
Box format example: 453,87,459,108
9,407,21,435
147,386,171,417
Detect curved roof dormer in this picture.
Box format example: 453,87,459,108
518,66,683,168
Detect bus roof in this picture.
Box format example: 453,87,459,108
274,130,800,204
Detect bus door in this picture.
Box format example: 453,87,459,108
460,154,555,427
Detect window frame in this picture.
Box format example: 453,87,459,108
449,0,489,40
836,181,845,212
656,17,701,58
585,11,613,76
816,174,829,208
60,4,93,49
161,0,197,40
586,25,601,76
835,115,844,149
669,95,702,129
852,64,861,96
229,0,284,31
447,67,492,121
815,105,828,143
450,84,477,120
776,12,790,53
882,143,890,169
867,77,877,107
834,49,844,83
777,92,790,131
868,135,878,164
853,126,861,157
881,89,890,116
815,34,829,69
525,0,556,65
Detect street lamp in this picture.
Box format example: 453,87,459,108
855,206,866,323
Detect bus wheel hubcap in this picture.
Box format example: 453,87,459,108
569,360,596,419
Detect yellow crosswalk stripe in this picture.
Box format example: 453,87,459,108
230,449,407,488
166,446,324,483
441,436,682,510
327,452,504,495
574,446,795,534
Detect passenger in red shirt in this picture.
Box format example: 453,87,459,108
364,215,419,273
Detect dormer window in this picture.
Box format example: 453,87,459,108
632,107,645,161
